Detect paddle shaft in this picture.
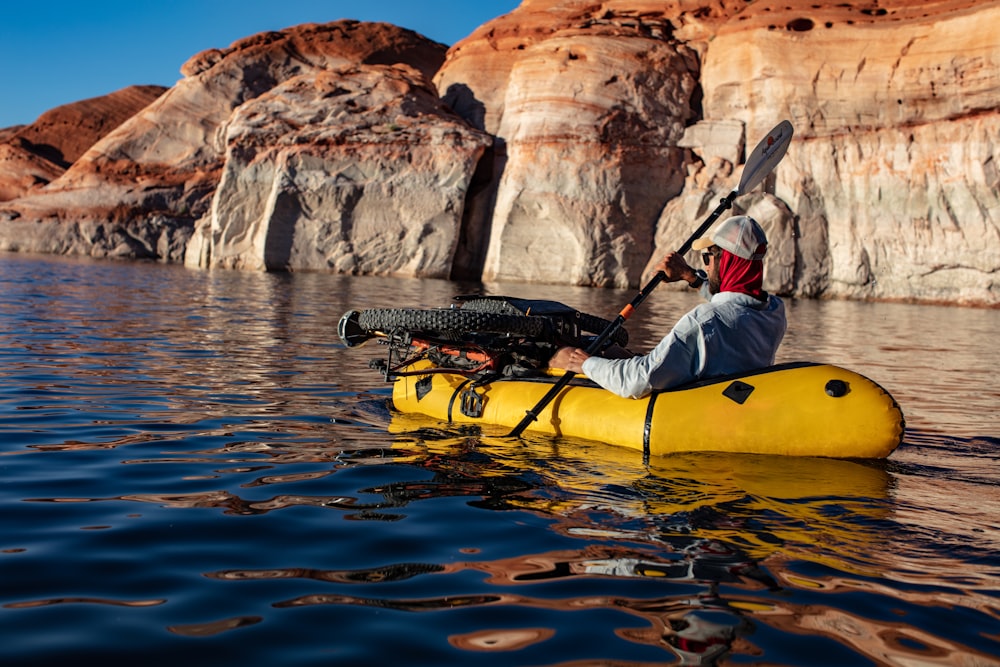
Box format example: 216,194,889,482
506,190,738,438
506,120,794,438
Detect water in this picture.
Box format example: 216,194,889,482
1,252,998,666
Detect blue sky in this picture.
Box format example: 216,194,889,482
0,0,521,128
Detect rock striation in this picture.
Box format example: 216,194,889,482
696,0,1000,304
0,3,997,306
436,0,999,304
451,26,699,288
187,63,491,277
1,21,450,264
0,85,166,201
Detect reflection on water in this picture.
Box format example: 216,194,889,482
0,253,999,666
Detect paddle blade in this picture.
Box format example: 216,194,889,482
738,120,794,195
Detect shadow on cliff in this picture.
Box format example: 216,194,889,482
443,83,505,283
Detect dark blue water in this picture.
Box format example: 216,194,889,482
1,252,998,666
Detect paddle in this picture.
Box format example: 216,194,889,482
507,119,795,438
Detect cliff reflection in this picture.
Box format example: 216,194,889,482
757,564,1000,666
219,542,768,664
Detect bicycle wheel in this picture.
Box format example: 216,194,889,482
356,308,549,338
458,297,628,347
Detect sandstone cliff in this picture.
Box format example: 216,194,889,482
0,21,449,264
187,63,491,278
0,85,166,201
698,0,999,304
436,0,999,304
0,3,996,306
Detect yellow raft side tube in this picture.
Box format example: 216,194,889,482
391,360,905,459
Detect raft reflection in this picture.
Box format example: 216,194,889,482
199,429,902,664
397,432,898,662
400,429,896,568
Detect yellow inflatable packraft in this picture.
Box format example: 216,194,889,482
391,360,904,459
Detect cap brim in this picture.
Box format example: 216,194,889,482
691,237,715,251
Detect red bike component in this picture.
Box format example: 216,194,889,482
411,339,496,367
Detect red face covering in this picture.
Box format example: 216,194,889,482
718,246,766,299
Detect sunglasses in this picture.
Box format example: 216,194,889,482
701,248,720,266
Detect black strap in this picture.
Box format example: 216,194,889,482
642,392,659,465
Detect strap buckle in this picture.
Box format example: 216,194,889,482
459,386,485,418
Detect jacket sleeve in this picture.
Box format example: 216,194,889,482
582,313,702,398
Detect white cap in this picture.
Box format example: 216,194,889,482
692,215,767,260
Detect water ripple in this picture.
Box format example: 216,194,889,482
1,254,998,666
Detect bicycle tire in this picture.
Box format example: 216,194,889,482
459,298,628,347
357,308,549,338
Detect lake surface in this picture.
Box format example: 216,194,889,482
1,252,998,666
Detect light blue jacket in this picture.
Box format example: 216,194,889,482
581,291,786,398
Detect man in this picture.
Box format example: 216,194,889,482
549,215,786,398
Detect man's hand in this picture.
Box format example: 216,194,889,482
653,251,697,284
549,346,590,373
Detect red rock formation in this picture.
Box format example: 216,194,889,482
11,85,168,167
0,85,166,201
0,126,25,142
1,21,448,263
694,0,998,303
0,140,65,202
